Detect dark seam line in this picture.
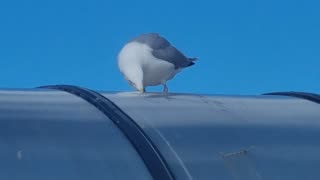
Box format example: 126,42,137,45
39,85,175,180
263,91,320,104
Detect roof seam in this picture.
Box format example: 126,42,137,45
39,85,175,180
263,91,320,104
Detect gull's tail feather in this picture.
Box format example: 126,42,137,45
186,57,198,67
188,57,198,61
188,58,198,67
187,61,195,67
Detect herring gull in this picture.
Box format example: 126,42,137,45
118,33,197,93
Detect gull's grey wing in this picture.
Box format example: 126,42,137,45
152,45,194,69
132,33,195,69
132,33,170,49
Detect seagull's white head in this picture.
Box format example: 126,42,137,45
118,41,146,93
123,65,144,93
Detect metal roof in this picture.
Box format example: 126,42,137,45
1,85,320,180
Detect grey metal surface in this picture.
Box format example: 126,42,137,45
0,89,152,180
39,85,174,180
1,88,320,180
103,92,320,180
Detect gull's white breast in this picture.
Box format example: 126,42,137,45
118,42,179,86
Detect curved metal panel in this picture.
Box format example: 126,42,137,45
39,85,175,180
104,92,320,180
3,87,320,180
0,89,153,180
263,91,320,104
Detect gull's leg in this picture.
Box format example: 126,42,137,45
163,84,169,95
138,88,146,93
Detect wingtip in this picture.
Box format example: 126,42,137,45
187,61,195,67
189,57,198,61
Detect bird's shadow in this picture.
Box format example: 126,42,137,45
114,91,203,101
140,92,202,101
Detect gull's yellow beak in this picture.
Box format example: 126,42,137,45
138,88,145,93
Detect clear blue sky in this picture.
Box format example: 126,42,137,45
0,0,319,94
